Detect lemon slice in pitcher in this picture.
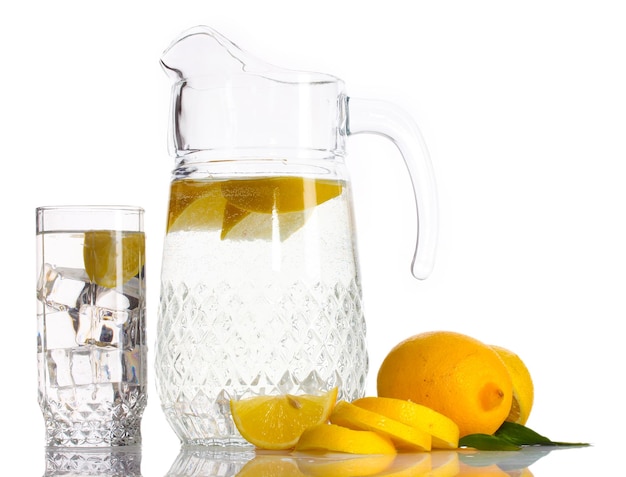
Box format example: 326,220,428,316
167,177,343,239
220,176,342,214
83,230,145,288
166,180,226,233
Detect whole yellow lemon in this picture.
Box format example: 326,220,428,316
377,331,513,437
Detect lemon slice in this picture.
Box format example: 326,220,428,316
230,388,338,450
329,401,431,451
295,423,396,455
353,397,459,449
83,230,145,288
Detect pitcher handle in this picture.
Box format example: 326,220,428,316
347,97,438,280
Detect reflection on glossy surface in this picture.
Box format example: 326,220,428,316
165,447,255,476
458,447,550,474
162,445,588,476
44,446,142,476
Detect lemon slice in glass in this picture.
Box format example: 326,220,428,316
83,230,145,288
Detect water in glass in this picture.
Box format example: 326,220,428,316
37,226,146,446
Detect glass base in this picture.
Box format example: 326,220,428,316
43,416,143,447
41,393,145,447
181,437,253,448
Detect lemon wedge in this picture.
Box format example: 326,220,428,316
230,388,338,450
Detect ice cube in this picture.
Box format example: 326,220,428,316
91,284,144,349
38,265,91,313
76,307,143,351
70,348,94,386
76,304,95,345
48,349,72,388
76,304,122,347
93,348,124,383
94,286,135,324
115,276,143,306
123,346,146,385
72,348,128,385
44,308,79,350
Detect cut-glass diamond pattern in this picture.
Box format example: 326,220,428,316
155,278,367,445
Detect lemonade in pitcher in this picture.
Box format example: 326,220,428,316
156,172,367,445
155,26,437,446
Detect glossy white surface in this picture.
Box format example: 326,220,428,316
37,444,606,476
2,1,624,475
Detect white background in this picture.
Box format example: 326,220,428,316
1,1,624,475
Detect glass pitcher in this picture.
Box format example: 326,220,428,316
155,26,437,446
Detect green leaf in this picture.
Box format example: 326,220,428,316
495,422,552,445
496,422,590,447
460,422,590,450
458,433,520,451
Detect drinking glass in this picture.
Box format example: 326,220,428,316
36,206,146,447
